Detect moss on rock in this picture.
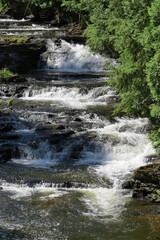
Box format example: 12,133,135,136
0,36,30,45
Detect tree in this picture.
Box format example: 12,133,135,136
62,0,160,153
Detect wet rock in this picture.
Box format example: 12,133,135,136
0,148,12,163
56,125,66,130
13,177,89,189
36,124,66,132
132,190,144,198
132,162,160,202
74,117,82,122
145,154,159,163
0,75,26,84
0,39,46,73
122,180,134,189
0,123,13,132
23,178,44,188
66,143,84,160
48,130,75,145
0,84,28,98
60,182,89,188
0,133,20,141
54,38,61,47
30,141,39,149
0,143,20,162
142,124,152,133
61,181,73,188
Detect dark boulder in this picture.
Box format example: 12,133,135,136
131,162,160,202
56,125,66,130
47,130,75,145
0,148,12,163
0,133,20,141
0,39,46,73
0,123,13,132
122,180,134,189
74,117,82,122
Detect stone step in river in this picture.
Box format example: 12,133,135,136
0,18,63,36
0,17,81,39
0,18,160,240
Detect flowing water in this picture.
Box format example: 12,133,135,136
0,19,160,240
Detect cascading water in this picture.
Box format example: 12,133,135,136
6,41,156,216
0,18,62,36
40,39,107,72
22,85,117,109
0,23,158,240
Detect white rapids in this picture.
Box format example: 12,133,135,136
22,85,117,109
78,117,155,219
40,39,107,72
4,115,155,221
1,39,156,222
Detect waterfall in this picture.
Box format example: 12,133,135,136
0,19,157,238
40,39,107,72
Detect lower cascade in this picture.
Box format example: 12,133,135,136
0,29,159,240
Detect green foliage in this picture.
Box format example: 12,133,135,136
62,0,90,27
0,0,2,10
150,104,160,119
146,52,160,103
0,68,15,83
0,0,7,12
149,128,160,155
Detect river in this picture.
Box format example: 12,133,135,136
0,18,160,240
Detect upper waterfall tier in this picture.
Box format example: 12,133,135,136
40,39,109,73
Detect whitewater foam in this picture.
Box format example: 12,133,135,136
22,86,116,109
40,39,107,72
79,117,156,188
